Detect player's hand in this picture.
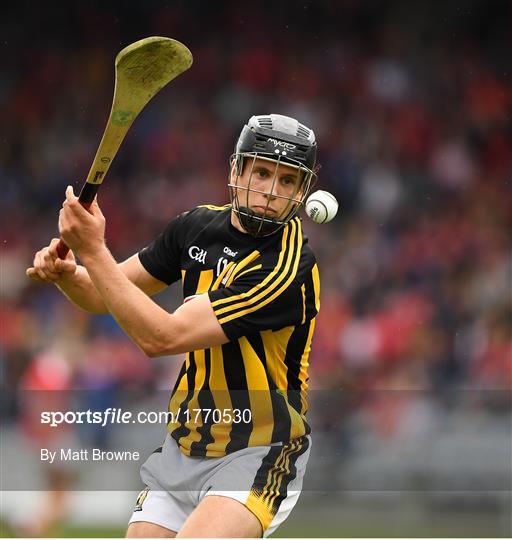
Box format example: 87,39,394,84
59,185,106,258
26,238,77,283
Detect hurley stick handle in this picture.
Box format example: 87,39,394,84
55,183,99,259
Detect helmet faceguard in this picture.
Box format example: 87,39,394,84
229,114,318,237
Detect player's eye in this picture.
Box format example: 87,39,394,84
281,177,297,186
254,169,270,178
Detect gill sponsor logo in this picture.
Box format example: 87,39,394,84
188,245,208,264
267,138,296,150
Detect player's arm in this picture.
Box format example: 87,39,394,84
26,240,167,314
85,250,228,356
57,186,228,356
78,245,228,356
60,253,166,314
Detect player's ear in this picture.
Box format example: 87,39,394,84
293,176,305,201
229,156,242,181
296,169,310,200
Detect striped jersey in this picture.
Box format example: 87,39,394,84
138,205,320,457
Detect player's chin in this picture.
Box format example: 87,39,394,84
251,206,278,218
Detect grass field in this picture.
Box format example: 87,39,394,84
1,493,510,537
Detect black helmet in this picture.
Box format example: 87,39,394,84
229,114,318,237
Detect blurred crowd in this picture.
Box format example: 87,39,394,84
1,1,511,420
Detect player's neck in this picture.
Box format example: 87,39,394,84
230,211,249,234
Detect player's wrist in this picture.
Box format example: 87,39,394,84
54,267,78,285
76,242,110,268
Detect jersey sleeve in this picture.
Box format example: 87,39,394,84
138,211,189,285
208,246,320,341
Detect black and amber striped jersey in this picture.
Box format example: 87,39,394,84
138,205,320,457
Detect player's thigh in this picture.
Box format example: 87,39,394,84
126,521,177,538
176,495,262,538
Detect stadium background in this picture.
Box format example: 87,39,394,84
1,0,511,537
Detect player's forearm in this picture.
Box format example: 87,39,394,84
55,265,109,314
79,246,176,356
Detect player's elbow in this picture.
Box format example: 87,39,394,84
143,346,164,358
139,339,174,358
138,324,184,358
138,308,227,357
143,339,186,357
141,336,193,358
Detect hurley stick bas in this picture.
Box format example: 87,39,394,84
56,36,193,258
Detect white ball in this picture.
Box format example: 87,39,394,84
305,190,339,223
